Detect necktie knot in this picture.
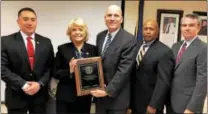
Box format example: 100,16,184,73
142,44,148,50
108,33,112,39
27,37,32,40
183,42,187,48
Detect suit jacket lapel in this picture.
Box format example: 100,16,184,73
98,31,107,56
141,40,157,63
16,32,30,68
175,38,200,69
173,41,183,69
34,34,41,69
102,29,122,59
67,43,76,59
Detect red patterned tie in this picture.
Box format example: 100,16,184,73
176,42,187,63
27,37,35,70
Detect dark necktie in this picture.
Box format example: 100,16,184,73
176,42,187,63
166,23,170,33
102,33,112,57
27,37,35,70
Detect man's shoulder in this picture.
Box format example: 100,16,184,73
2,32,19,39
122,29,135,38
171,41,183,48
58,42,71,49
97,30,108,36
151,41,173,58
35,33,51,42
85,43,96,48
154,40,171,51
195,38,207,51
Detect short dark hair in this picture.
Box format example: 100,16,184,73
181,13,201,26
18,7,37,17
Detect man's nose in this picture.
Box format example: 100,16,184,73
184,26,190,31
109,16,115,20
146,29,151,33
27,20,33,25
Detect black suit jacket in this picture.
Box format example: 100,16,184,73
131,40,174,113
1,32,54,109
53,42,97,102
96,28,137,109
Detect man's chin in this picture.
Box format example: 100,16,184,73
144,38,154,42
108,27,118,32
24,31,35,36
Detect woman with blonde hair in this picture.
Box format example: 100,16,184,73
53,17,97,114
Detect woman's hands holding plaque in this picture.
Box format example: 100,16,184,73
69,57,78,73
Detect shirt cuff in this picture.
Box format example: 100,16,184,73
69,72,74,78
38,81,44,87
22,83,29,90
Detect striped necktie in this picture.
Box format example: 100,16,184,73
137,44,148,64
101,33,112,57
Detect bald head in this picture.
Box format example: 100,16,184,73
143,19,159,42
104,5,123,32
105,5,122,16
143,19,159,30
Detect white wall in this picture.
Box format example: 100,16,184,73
1,1,121,102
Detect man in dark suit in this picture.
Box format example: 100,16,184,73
131,19,175,114
170,14,207,113
1,7,54,114
90,5,137,114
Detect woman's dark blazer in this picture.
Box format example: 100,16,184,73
53,42,97,102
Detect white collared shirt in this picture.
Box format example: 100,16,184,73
20,31,36,50
102,28,120,52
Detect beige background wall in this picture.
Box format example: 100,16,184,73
124,1,207,35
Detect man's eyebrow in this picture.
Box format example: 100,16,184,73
22,17,36,19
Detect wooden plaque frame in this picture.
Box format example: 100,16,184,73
74,57,105,96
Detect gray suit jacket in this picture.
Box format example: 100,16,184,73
171,38,207,113
96,28,137,109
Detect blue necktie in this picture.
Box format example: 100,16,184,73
102,33,112,57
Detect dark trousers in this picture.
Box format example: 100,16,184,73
165,104,202,114
131,109,163,114
7,102,46,114
96,108,128,114
56,95,92,114
96,102,128,114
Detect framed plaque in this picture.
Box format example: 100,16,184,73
74,57,105,96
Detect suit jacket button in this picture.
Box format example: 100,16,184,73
29,73,32,76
